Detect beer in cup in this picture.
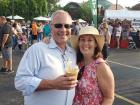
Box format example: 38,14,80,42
66,61,79,80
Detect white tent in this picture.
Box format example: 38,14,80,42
105,9,140,20
34,16,51,21
6,15,24,20
78,19,86,23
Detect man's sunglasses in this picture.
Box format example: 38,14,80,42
53,23,72,29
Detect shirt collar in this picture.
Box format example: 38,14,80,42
48,38,73,53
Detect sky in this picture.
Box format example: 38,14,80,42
59,0,140,7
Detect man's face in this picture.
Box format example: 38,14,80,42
51,13,72,46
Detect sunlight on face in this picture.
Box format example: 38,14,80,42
79,34,97,56
51,13,72,46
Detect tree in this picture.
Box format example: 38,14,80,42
80,2,93,24
0,0,60,20
63,2,81,20
0,0,10,16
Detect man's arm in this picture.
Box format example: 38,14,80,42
2,34,9,47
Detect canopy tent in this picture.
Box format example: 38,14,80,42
78,19,86,23
104,9,140,20
6,15,24,20
34,16,51,21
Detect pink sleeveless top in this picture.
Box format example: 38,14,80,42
73,58,105,105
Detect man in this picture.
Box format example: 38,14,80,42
31,21,38,43
0,23,2,58
15,10,77,105
0,16,13,73
42,21,51,43
43,21,51,37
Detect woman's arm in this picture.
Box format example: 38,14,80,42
97,62,115,105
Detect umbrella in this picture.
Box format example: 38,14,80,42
6,15,24,20
14,15,24,19
78,19,86,23
34,16,51,21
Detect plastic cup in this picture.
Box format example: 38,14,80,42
66,65,79,80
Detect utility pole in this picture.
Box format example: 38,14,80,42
116,0,118,10
12,0,14,19
28,0,30,20
88,0,98,28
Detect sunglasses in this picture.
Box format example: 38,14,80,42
77,66,85,80
53,23,72,29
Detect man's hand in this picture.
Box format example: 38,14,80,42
36,74,78,91
51,74,78,90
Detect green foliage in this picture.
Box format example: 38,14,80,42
97,15,104,25
80,2,93,24
62,1,105,25
0,0,60,21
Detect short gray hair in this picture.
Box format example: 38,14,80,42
0,16,6,20
51,10,72,22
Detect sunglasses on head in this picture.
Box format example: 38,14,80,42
53,23,72,29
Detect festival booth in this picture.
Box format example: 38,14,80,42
104,9,140,20
105,9,140,48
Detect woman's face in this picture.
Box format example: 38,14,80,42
79,35,97,57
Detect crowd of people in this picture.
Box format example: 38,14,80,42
100,19,140,49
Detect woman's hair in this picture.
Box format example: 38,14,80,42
103,22,108,29
12,22,17,28
76,38,103,64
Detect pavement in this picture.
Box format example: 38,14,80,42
0,50,23,105
0,48,140,105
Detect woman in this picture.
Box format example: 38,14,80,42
115,22,122,49
99,22,111,60
72,26,115,105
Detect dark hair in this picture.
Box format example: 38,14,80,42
76,38,103,64
12,22,17,28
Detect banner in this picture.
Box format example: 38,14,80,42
88,0,98,28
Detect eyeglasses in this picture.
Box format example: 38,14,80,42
53,23,72,29
77,66,85,80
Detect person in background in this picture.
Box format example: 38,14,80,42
12,22,18,50
31,21,38,44
72,26,115,105
15,10,78,105
99,22,111,60
73,21,80,36
115,22,122,49
17,32,28,51
108,22,113,36
0,19,2,58
37,22,43,42
0,16,13,73
42,21,51,43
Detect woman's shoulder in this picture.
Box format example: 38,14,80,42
94,58,110,70
95,57,105,64
95,58,112,75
